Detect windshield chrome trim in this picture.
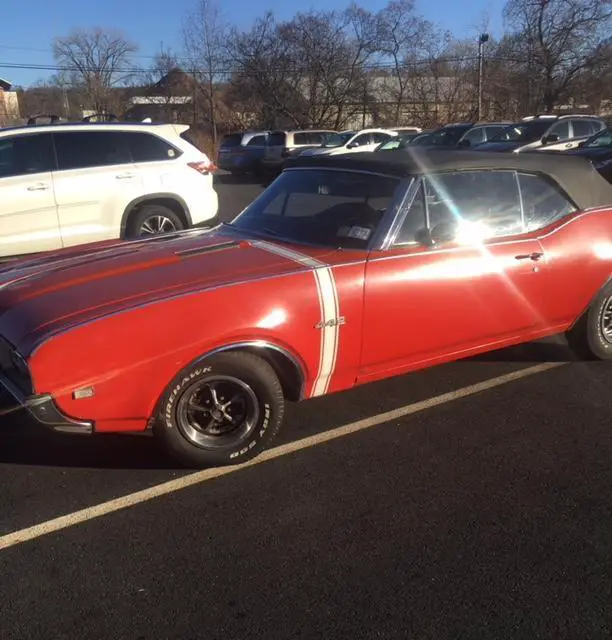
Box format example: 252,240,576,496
371,177,418,250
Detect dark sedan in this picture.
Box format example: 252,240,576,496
566,129,612,183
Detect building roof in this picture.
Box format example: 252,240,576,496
286,149,612,211
0,78,12,91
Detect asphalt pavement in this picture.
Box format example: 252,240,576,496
1,174,612,639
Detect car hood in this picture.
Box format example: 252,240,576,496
472,141,523,152
0,227,334,353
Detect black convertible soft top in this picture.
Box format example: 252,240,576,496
285,149,612,211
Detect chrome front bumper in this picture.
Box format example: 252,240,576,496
0,373,93,434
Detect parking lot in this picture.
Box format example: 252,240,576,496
1,173,612,639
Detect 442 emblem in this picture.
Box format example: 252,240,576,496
314,316,346,329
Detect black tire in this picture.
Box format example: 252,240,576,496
566,281,612,360
127,204,185,238
153,352,285,467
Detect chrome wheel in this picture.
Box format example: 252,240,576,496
600,296,612,343
139,215,178,235
175,375,260,449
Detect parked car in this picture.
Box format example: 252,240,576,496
564,128,612,184
216,130,269,176
375,131,427,151
473,114,606,153
300,128,398,157
3,150,612,467
0,121,218,258
411,123,475,148
455,122,512,148
260,129,337,173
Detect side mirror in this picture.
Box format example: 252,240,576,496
457,139,471,148
541,133,560,145
430,221,457,244
346,141,359,149
415,222,457,247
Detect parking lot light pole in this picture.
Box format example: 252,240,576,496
477,33,490,121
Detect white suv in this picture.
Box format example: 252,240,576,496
0,122,219,257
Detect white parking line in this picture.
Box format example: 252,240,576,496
0,362,564,551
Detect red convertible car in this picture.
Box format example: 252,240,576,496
2,150,612,467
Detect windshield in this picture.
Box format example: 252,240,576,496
491,121,552,142
321,132,354,148
585,129,612,148
426,125,472,146
229,168,401,249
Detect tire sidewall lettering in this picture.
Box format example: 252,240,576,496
161,361,275,460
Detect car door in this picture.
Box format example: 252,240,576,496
52,130,143,247
0,132,61,256
359,170,548,380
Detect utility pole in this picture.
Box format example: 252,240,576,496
477,33,489,121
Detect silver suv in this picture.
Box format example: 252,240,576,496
261,129,337,173
474,114,606,153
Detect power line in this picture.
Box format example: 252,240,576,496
0,55,537,77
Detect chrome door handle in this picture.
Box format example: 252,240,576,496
515,252,543,261
115,172,134,180
27,183,50,191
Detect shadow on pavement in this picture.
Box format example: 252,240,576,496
0,413,181,470
0,338,583,470
469,336,579,363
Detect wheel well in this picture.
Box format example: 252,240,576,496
124,197,189,236
227,345,304,402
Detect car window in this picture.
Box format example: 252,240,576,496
548,120,570,140
371,132,393,143
293,132,311,145
0,133,55,178
268,132,287,147
571,120,595,138
378,138,403,151
246,135,267,147
351,134,371,147
461,127,485,145
54,131,132,170
308,132,325,145
231,169,401,249
424,170,523,239
484,126,505,140
125,132,180,162
518,173,577,231
393,181,427,245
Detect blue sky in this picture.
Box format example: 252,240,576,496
1,0,506,88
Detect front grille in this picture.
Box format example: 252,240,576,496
0,336,33,395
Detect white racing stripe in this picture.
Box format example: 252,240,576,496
251,240,340,397
0,362,564,551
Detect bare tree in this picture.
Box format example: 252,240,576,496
183,0,228,147
377,0,430,125
503,0,612,112
53,27,137,114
